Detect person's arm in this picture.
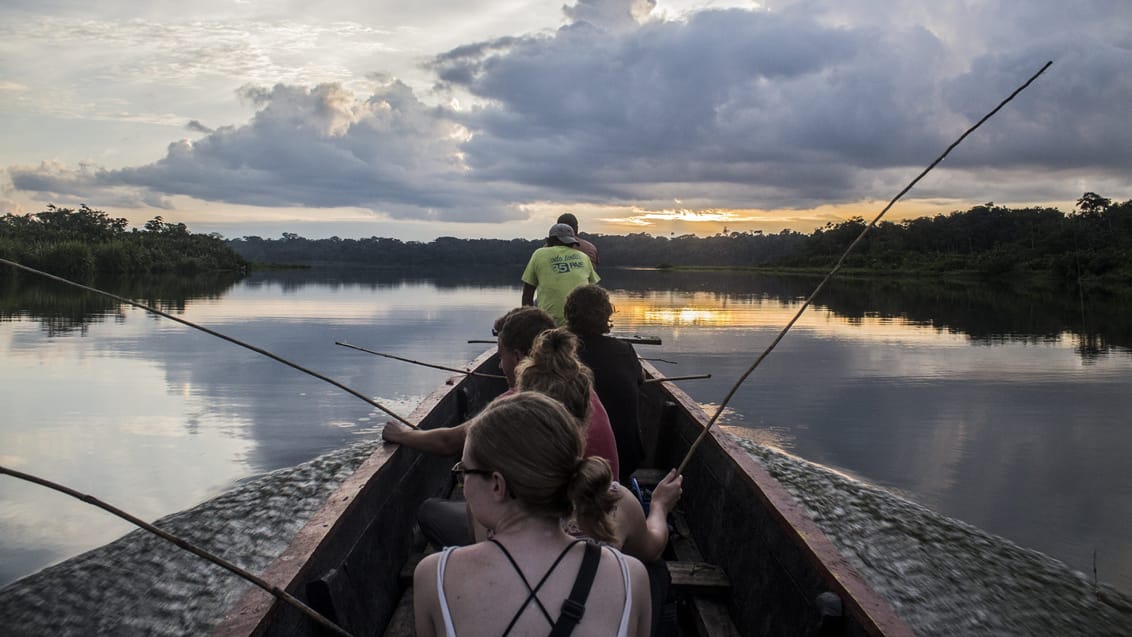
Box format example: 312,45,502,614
645,469,682,552
382,420,468,457
616,470,682,562
413,553,441,636
521,282,536,306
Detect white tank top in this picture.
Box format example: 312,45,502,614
436,543,633,637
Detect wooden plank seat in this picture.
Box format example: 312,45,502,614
667,561,731,596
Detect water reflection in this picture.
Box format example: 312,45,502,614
2,266,1131,596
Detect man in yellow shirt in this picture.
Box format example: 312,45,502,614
521,223,600,325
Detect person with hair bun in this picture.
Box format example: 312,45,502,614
414,392,651,637
514,326,619,481
382,307,619,547
382,308,617,477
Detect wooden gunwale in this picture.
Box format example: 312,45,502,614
639,359,913,637
213,349,504,636
215,349,911,636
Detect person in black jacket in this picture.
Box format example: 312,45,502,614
564,284,644,480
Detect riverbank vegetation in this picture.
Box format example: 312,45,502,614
0,205,248,277
227,193,1131,285
779,193,1132,284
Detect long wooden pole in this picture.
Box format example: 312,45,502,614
677,60,1054,474
644,374,711,383
0,465,353,637
335,342,507,379
0,258,414,427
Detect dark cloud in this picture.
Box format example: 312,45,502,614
8,1,1132,221
185,120,213,134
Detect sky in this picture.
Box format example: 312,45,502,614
1,0,1130,242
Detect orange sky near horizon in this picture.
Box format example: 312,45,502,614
20,192,1081,243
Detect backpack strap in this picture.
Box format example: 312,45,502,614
549,541,602,637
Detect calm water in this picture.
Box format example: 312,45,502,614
2,266,1131,630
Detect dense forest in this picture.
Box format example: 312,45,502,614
4,194,1128,284
0,205,248,277
227,193,1132,284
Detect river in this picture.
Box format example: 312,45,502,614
1,266,1130,634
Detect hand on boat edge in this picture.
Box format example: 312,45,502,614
382,420,411,445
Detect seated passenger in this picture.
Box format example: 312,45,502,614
515,326,619,480
565,284,645,480
413,392,651,637
382,307,618,547
382,307,617,475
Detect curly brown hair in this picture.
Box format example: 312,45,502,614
495,306,555,353
564,284,613,336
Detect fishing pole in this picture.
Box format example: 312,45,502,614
336,341,507,379
468,334,662,346
0,258,414,427
676,60,1054,474
643,374,711,383
337,343,706,384
0,464,353,637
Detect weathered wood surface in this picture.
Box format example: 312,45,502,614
638,359,914,637
213,350,911,637
212,349,506,637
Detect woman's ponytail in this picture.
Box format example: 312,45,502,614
566,456,618,543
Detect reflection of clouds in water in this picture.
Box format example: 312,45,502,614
0,439,384,632
659,321,1132,592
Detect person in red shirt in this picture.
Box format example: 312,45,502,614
558,212,599,267
515,326,619,480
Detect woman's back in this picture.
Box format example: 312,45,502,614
413,392,650,637
417,536,645,637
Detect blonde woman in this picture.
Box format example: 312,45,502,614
413,392,651,637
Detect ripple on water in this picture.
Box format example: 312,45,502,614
0,438,383,636
4,430,1131,636
729,434,1132,636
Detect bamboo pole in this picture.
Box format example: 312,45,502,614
677,60,1054,474
0,258,414,427
644,374,711,383
0,465,353,637
336,342,506,379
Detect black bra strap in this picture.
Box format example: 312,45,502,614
490,538,583,636
549,541,603,637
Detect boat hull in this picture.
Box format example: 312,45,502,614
214,349,507,636
638,360,912,636
215,350,911,636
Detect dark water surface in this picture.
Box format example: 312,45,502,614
2,266,1130,634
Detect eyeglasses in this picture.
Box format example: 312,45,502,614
451,461,493,485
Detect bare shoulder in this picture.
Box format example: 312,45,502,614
414,552,441,589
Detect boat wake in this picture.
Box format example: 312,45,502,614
0,438,384,636
4,422,1130,636
726,432,1132,637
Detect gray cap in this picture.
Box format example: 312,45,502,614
548,223,579,245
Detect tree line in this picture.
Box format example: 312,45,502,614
228,192,1131,284
0,205,248,277
779,192,1132,282
4,193,1128,284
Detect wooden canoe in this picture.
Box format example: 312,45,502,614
213,349,913,636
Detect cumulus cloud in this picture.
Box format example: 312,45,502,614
7,0,1132,223
10,82,533,221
